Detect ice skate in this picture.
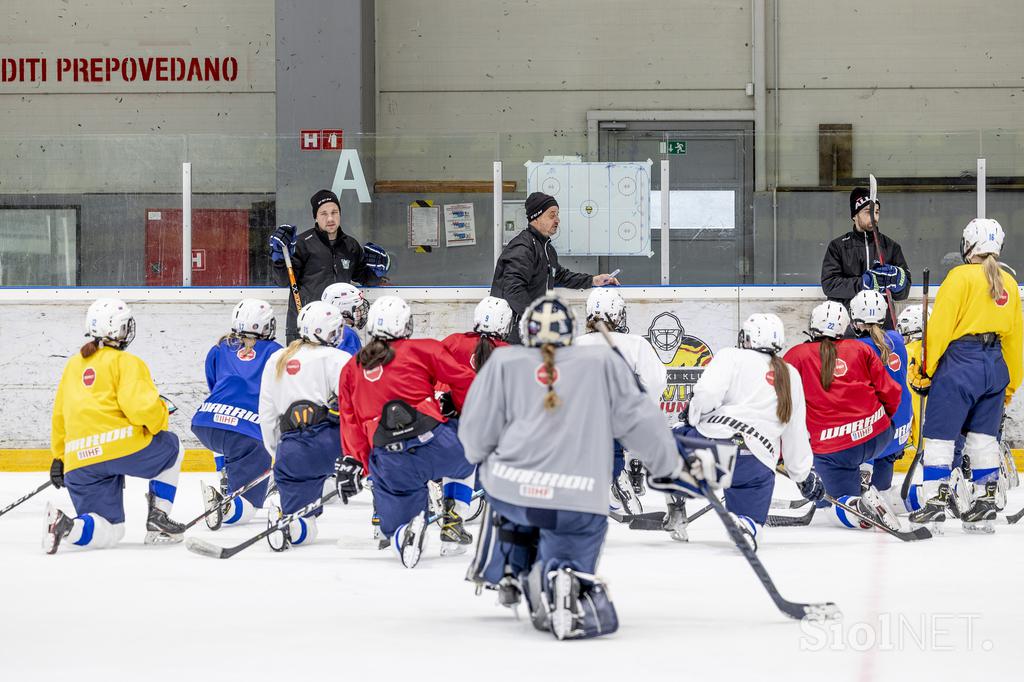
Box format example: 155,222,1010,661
961,482,998,534
856,486,901,532
427,480,444,523
947,467,973,518
497,575,522,609
548,568,582,641
218,467,229,498
201,480,228,531
371,508,389,550
610,470,643,517
730,512,758,552
908,482,951,531
662,495,689,542
439,499,473,556
859,467,872,495
627,458,647,497
266,498,291,552
144,493,186,545
999,444,1019,489
396,511,428,568
43,503,74,555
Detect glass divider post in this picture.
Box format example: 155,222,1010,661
660,159,670,285
493,160,503,268
182,161,192,287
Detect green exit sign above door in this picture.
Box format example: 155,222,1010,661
661,140,687,155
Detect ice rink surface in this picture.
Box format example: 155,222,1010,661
2,472,1022,682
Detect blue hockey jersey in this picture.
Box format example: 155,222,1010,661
192,338,283,441
854,330,912,457
337,325,362,357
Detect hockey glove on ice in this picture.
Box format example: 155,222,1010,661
907,358,931,395
269,224,297,264
796,470,825,502
49,458,64,489
335,456,364,503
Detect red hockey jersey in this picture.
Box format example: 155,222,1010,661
782,339,902,455
338,338,476,465
441,332,509,373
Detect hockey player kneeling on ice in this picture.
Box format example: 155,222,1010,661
321,282,370,357
45,299,186,553
679,313,824,548
783,302,903,530
338,296,477,567
460,293,703,641
575,288,667,520
259,301,352,550
848,291,913,515
192,299,282,529
907,219,1022,534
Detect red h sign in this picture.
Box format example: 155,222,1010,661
300,130,321,150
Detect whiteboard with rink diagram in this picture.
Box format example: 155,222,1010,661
525,160,652,257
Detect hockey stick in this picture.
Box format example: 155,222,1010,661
183,468,273,531
1006,507,1024,525
271,235,302,312
595,321,839,620
827,494,932,541
900,269,930,501
428,489,485,525
185,489,339,559
0,481,52,519
771,497,811,510
766,503,817,527
868,174,900,329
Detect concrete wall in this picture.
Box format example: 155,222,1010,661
3,288,1022,450
0,0,276,194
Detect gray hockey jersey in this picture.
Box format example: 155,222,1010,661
458,344,680,516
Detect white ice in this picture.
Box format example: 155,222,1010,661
1,472,1021,681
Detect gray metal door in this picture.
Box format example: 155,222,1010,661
599,121,753,284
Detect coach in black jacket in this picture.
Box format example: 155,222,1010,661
491,192,618,343
821,187,911,328
270,189,382,342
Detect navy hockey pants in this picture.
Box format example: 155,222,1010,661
64,431,181,524
192,426,271,508
814,424,894,500
473,496,607,588
273,422,339,515
922,339,1009,441
369,421,474,537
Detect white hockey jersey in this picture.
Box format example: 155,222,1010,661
687,346,812,483
258,344,352,457
575,331,667,409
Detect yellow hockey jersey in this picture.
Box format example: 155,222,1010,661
926,264,1022,399
903,339,923,456
51,346,169,472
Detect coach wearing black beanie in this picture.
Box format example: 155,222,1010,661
820,186,910,328
491,191,619,343
269,188,384,342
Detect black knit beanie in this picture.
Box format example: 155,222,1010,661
525,192,558,222
311,189,340,217
849,187,879,218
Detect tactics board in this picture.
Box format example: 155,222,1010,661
525,160,652,256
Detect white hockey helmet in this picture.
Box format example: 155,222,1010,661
85,298,135,349
896,304,932,339
521,293,574,348
321,282,369,330
961,218,1004,262
296,301,345,346
586,287,627,332
231,298,276,339
473,296,513,338
366,295,413,340
739,313,785,354
849,290,887,326
808,301,850,339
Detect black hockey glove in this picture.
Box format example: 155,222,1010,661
49,458,65,489
335,456,364,503
796,470,825,503
436,391,458,419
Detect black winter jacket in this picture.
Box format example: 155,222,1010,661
490,226,592,343
820,229,911,327
272,226,380,341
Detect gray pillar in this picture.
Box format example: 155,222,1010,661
275,0,375,238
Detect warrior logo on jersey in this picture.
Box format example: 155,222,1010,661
645,312,714,422
82,368,96,387
535,364,559,387
363,365,384,382
996,289,1009,307
887,352,901,372
237,347,256,361
285,359,302,376
834,358,849,378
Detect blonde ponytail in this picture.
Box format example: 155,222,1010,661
983,254,1007,302
541,343,561,411
866,323,893,360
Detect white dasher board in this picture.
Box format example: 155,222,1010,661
525,160,652,257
